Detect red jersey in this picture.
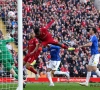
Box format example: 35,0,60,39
35,20,55,41
28,38,38,53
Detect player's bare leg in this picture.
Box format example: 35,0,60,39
80,65,92,86
52,42,68,49
25,62,38,79
80,65,100,86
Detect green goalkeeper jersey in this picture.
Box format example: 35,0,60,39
0,38,14,60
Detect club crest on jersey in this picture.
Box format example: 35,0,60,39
94,62,97,64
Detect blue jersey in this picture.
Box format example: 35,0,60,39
90,35,99,55
43,45,61,61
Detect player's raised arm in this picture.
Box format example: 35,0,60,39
79,27,97,48
45,19,55,30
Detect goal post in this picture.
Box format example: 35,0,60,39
18,0,23,90
0,0,23,90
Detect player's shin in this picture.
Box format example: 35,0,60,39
86,72,91,84
61,44,68,49
27,66,37,74
47,71,54,85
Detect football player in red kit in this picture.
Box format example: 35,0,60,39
23,31,42,79
34,19,68,49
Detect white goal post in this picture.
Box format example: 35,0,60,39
18,0,23,90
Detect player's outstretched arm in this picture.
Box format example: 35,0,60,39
79,42,92,48
45,19,55,30
4,38,15,43
42,45,50,52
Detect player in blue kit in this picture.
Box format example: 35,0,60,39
79,27,100,86
43,37,70,86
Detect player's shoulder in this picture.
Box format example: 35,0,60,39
33,38,38,41
30,38,38,41
91,35,97,39
93,35,98,39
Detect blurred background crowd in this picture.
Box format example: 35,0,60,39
0,0,100,78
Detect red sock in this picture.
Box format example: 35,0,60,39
62,44,68,49
27,66,37,74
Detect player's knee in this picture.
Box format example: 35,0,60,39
25,63,30,68
87,65,92,72
92,66,97,72
7,65,12,71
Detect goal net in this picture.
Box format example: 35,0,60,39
0,0,23,90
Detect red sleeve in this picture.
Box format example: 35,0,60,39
45,20,55,30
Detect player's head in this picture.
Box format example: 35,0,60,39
34,27,40,35
88,27,97,35
30,31,35,38
54,37,60,42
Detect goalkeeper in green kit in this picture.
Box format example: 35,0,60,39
0,36,18,80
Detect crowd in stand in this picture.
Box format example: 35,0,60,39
0,0,100,77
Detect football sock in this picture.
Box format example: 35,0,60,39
14,74,18,80
86,72,91,84
47,72,53,84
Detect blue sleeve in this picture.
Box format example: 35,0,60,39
42,48,48,52
50,45,60,49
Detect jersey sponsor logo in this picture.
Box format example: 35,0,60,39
51,49,56,51
29,44,34,46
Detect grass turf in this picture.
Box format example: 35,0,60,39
0,83,100,90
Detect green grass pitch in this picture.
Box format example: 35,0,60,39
0,83,100,90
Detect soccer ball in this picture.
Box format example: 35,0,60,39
8,11,16,18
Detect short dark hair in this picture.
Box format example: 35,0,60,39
34,27,40,34
92,27,97,33
54,36,60,41
88,27,97,33
91,27,97,33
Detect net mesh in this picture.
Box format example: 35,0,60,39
0,0,18,90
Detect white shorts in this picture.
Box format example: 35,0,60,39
88,54,100,66
46,60,61,70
